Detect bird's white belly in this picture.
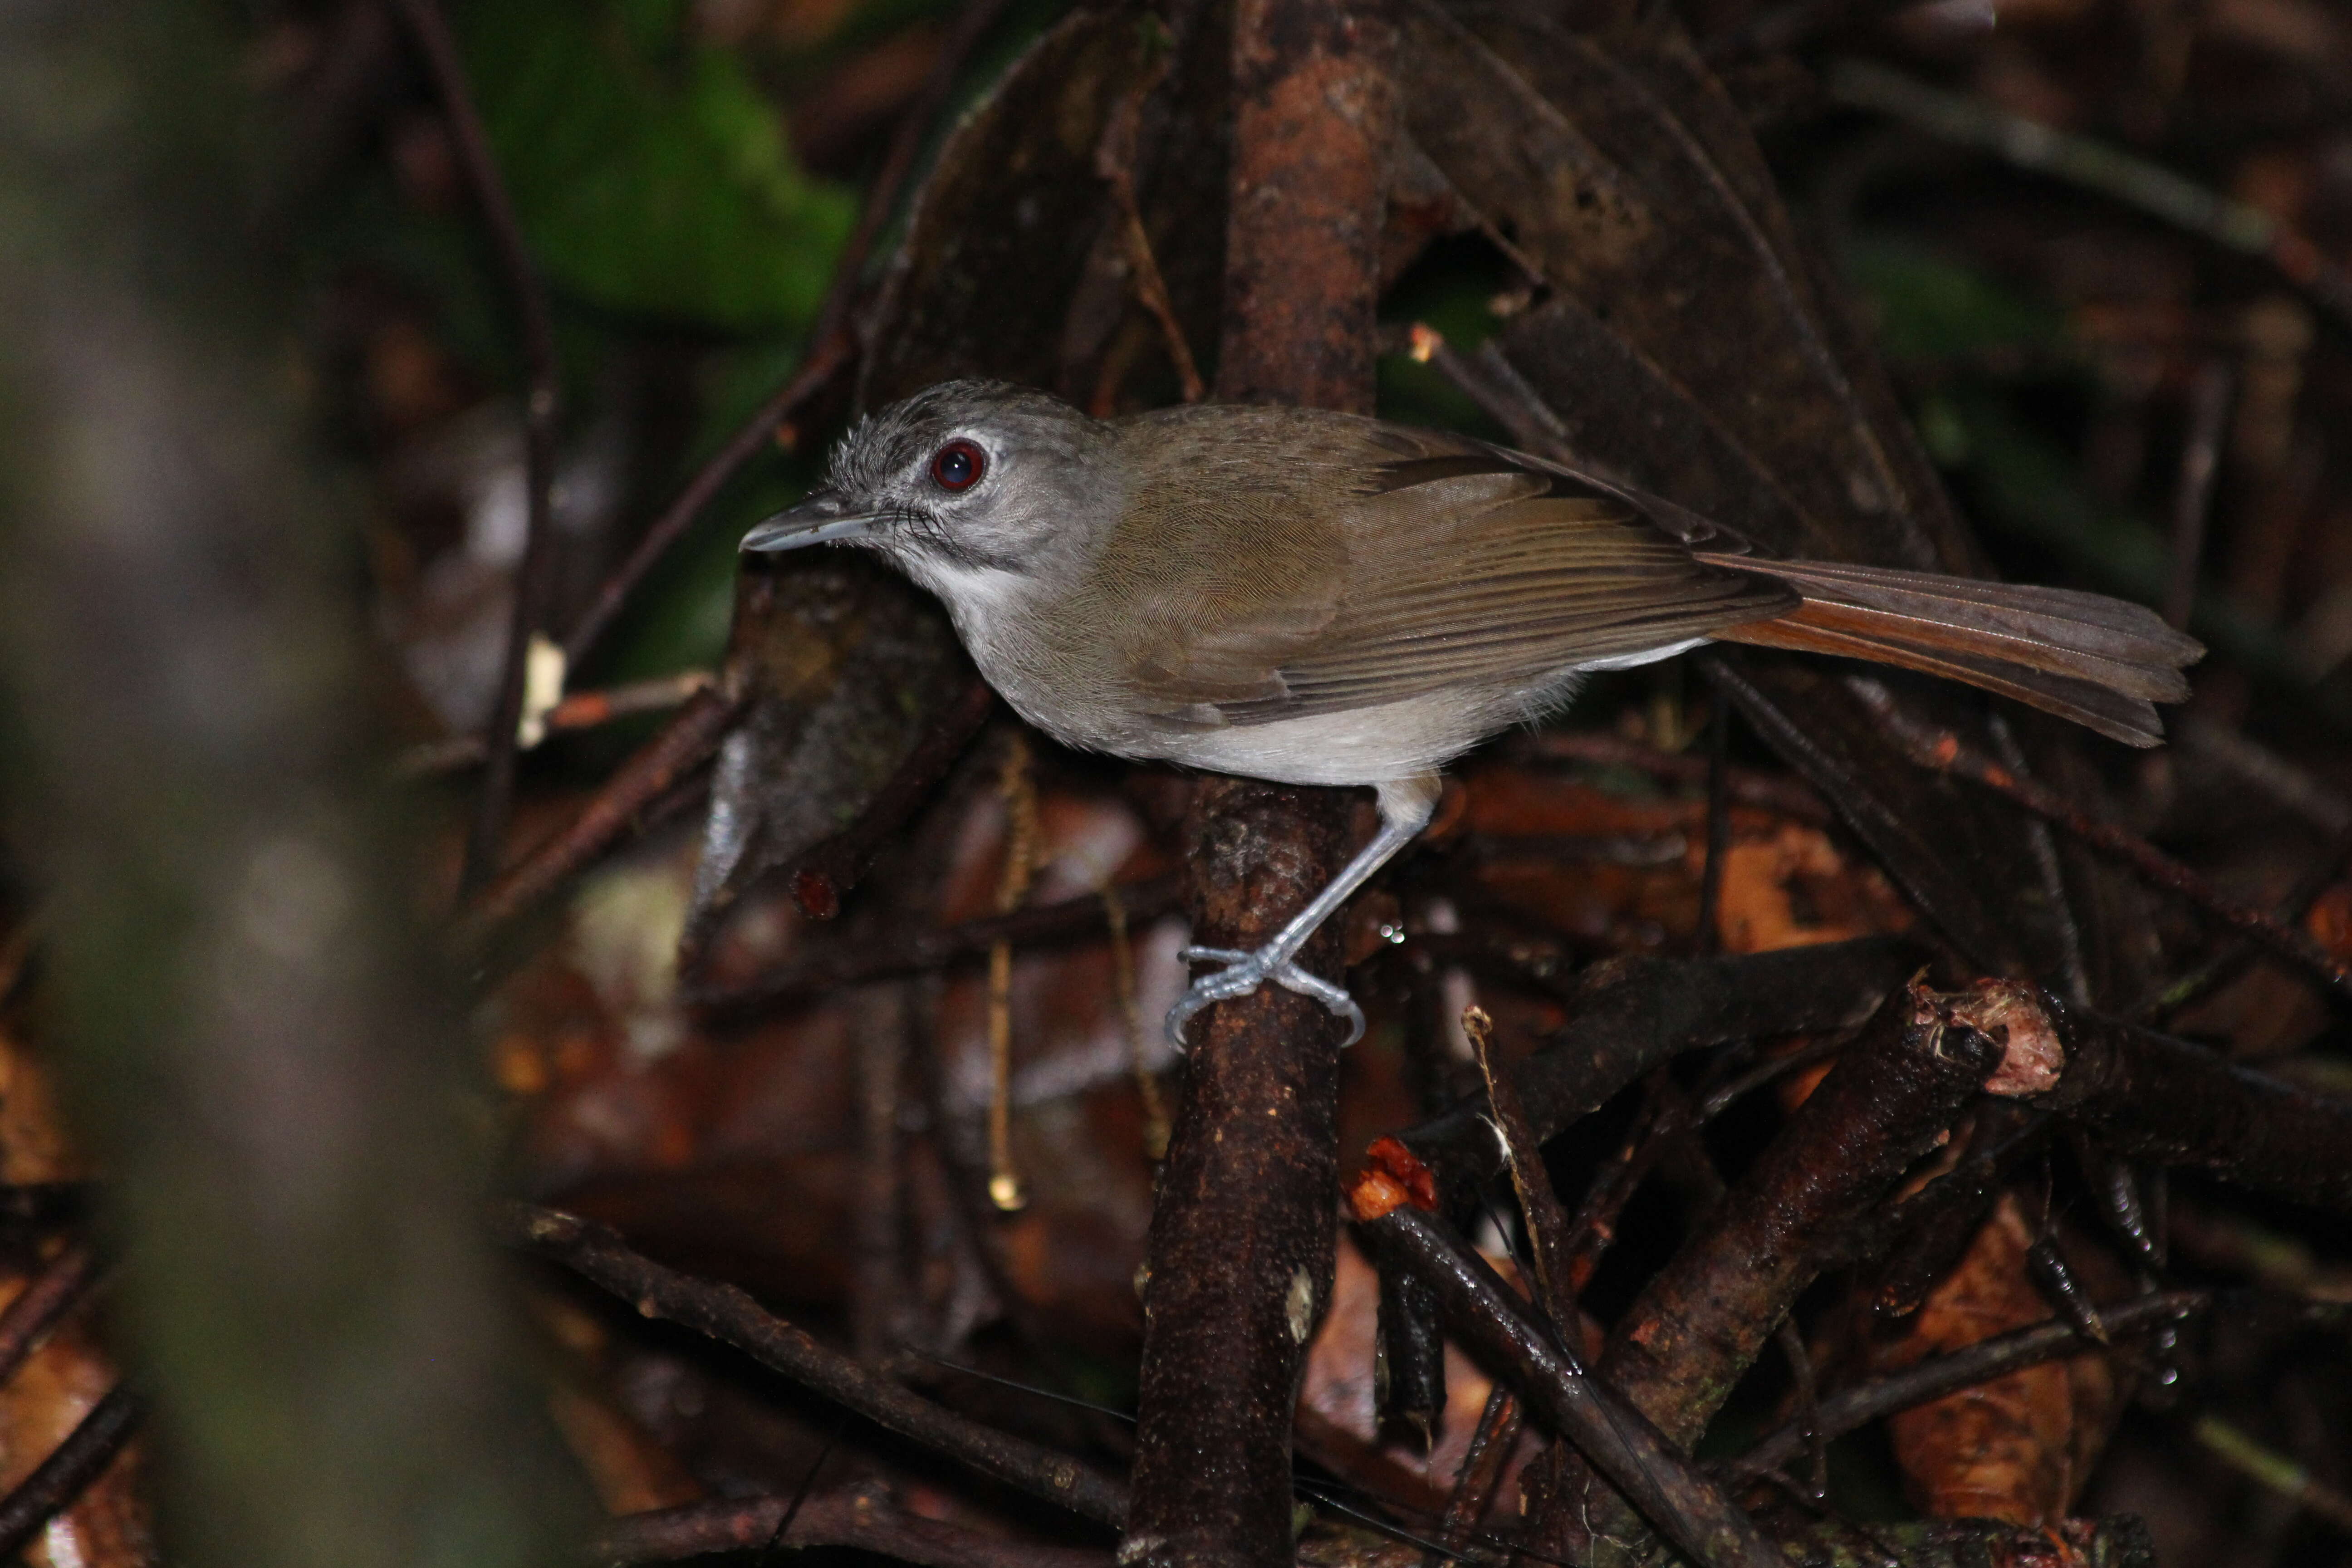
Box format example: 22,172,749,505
1152,691,1518,787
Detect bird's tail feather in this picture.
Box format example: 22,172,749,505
1694,554,2205,748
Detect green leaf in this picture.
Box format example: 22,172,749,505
1846,236,2067,365
455,0,854,330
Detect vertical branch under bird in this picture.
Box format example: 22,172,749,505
1119,0,1398,1562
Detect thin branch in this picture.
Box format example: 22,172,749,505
1395,938,1921,1205
1539,989,2002,1560
1849,676,2352,1000
0,1244,100,1390
1515,730,1831,826
503,1205,1128,1529
1424,1386,1521,1568
389,0,564,896
589,1485,1119,1568
560,0,1019,669
1829,59,2352,329
1403,324,1578,465
396,671,715,778
1556,1069,1675,1298
0,1384,143,1558
562,331,852,670
1770,1318,1826,1503
2022,995,2352,1218
1348,1200,1779,1568
1094,63,1205,405
456,683,749,950
2193,1412,2352,1537
1464,1005,1576,1325
1731,1292,2208,1480
693,872,1183,1014
2174,717,2352,838
2134,776,2352,1021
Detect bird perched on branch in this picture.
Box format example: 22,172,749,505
744,380,2203,1046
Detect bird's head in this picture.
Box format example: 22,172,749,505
740,380,1112,602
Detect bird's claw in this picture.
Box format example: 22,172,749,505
1164,945,1367,1052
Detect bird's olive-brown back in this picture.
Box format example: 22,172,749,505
1090,404,1792,730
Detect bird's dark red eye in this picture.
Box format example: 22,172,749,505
931,439,985,492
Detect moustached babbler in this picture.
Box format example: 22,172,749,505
742,380,2203,1046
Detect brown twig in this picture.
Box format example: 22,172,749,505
588,1485,1120,1568
1376,941,1471,1440
563,333,850,671
1770,1318,1826,1502
396,671,716,778
0,1244,100,1390
503,1205,1128,1528
559,0,1019,669
1401,325,1577,465
456,684,750,950
0,1384,143,1558
2010,995,2352,1218
1539,989,2001,1565
1396,939,1922,1205
1592,990,1999,1450
1425,1386,1521,1568
1375,1257,1450,1446
1348,1200,1779,1568
2133,787,2352,1022
390,0,564,896
1828,59,2352,330
1464,1005,1576,1324
588,1485,1119,1568
1557,1071,1676,1298
2193,1413,2352,1537
1731,1291,2208,1480
1094,64,1206,404
1850,676,2352,1000
693,872,1184,1015
1519,732,1833,825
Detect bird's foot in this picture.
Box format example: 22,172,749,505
1164,945,1366,1051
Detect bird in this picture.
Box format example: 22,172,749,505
741,379,2203,1048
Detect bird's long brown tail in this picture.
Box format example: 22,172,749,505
1694,554,2205,748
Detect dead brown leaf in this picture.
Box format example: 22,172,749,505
1877,1194,2124,1529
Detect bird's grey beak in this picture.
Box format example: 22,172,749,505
740,493,884,553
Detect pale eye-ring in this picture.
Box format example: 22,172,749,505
931,439,985,492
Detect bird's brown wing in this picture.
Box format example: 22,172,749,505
1102,412,1792,726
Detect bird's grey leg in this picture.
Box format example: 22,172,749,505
1166,776,1440,1050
